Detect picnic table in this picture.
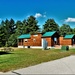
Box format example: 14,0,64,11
0,47,14,52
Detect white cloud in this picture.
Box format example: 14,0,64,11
65,17,75,22
26,13,47,19
34,12,47,18
34,13,42,18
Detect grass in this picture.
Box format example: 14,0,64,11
0,48,75,72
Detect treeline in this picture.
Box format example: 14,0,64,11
0,16,75,47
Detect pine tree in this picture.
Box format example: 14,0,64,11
43,19,59,33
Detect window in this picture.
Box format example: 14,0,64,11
33,34,38,37
33,38,36,42
24,39,28,42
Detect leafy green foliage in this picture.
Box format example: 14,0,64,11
27,16,40,34
42,19,59,33
0,16,39,47
72,28,75,34
59,24,72,36
7,34,17,47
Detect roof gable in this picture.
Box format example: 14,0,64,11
64,34,74,39
42,31,56,37
18,34,30,39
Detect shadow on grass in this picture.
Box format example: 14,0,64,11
0,51,13,55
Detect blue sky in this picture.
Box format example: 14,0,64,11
0,0,75,28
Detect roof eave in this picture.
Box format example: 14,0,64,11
42,36,51,38
18,37,30,39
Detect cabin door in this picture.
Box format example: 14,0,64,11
72,39,75,45
54,37,58,45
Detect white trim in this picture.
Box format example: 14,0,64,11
18,45,62,49
18,46,24,48
31,46,42,48
18,46,60,49
68,45,74,49
47,46,52,48
68,45,73,47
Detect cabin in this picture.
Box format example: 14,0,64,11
18,33,42,48
42,31,60,48
60,34,75,47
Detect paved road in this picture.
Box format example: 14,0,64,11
1,55,75,74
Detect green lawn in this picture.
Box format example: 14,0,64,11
0,48,75,72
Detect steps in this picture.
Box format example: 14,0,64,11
54,45,61,49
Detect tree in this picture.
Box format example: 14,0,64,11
0,26,5,47
42,19,59,33
9,18,16,34
72,28,75,34
27,16,40,34
22,19,28,34
4,19,10,41
59,24,72,36
7,34,17,47
15,20,23,35
7,20,23,47
0,20,7,46
3,19,16,46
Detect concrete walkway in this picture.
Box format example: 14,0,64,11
1,55,75,74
